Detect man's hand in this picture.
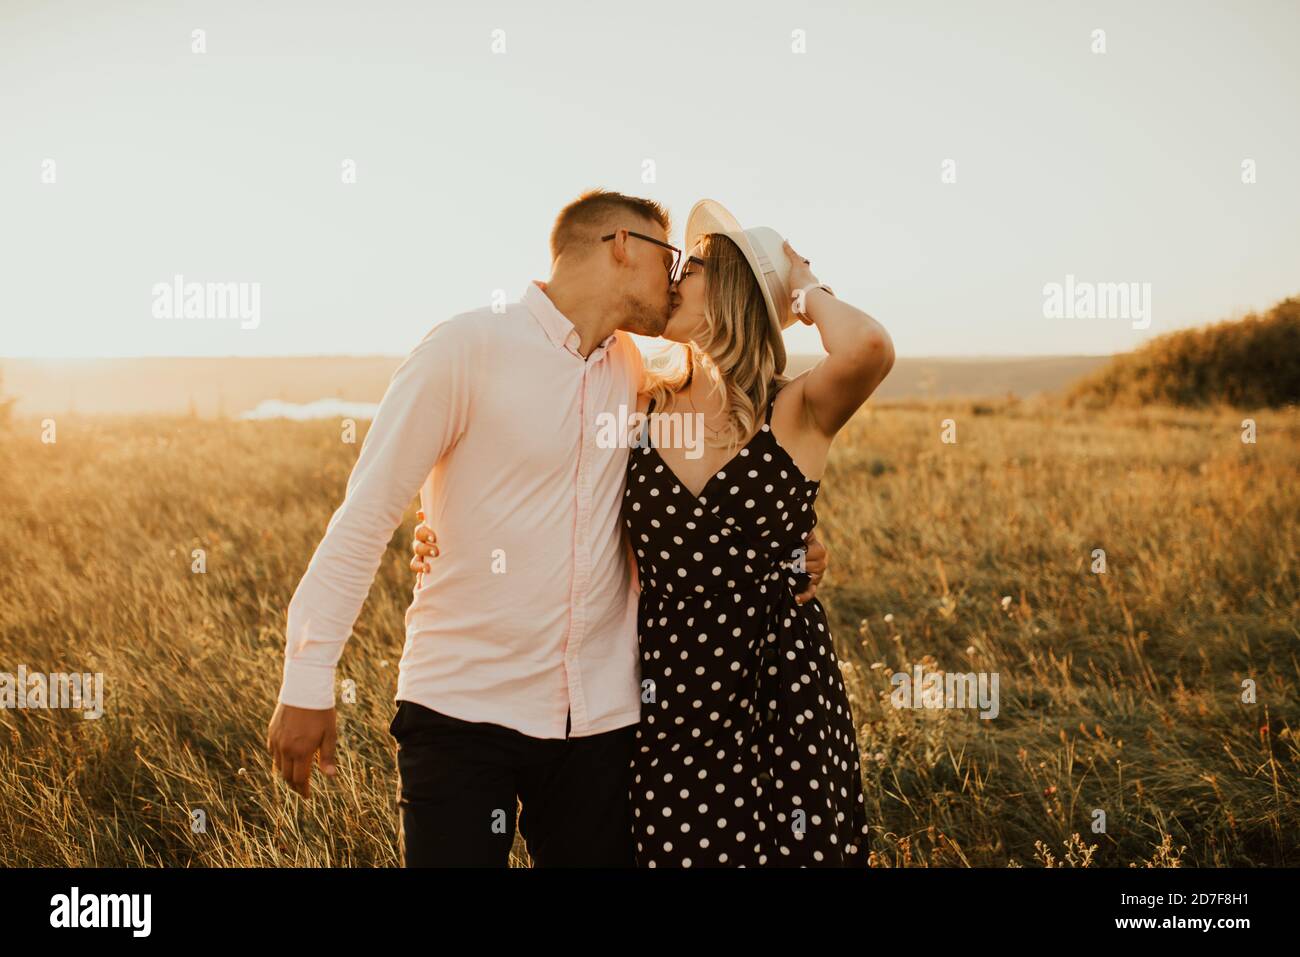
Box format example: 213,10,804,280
410,509,439,586
266,702,337,799
794,529,829,605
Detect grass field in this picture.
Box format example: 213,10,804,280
1,396,1297,866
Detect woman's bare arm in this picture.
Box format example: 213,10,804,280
783,240,895,438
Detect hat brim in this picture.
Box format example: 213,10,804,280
684,199,790,375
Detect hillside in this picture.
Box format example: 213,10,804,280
1067,296,1300,410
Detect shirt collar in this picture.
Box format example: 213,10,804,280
523,280,617,356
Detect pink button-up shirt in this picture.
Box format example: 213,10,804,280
278,281,645,739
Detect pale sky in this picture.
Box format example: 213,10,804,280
1,0,1297,359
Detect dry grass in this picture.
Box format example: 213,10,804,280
1,396,1297,866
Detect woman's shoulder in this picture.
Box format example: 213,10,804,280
767,369,834,481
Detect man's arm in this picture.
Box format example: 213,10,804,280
278,316,475,709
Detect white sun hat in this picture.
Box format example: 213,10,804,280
684,198,798,374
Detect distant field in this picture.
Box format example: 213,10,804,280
1,397,1295,866
0,353,1111,418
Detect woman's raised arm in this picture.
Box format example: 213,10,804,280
783,240,895,438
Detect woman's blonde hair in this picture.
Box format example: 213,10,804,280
643,233,789,452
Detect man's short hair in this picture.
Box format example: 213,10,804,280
550,188,671,263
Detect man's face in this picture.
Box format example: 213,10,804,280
611,221,675,338
662,241,707,344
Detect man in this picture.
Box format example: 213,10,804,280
266,189,826,867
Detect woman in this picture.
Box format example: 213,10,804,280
616,200,893,866
413,199,894,867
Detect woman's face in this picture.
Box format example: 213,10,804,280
662,242,709,344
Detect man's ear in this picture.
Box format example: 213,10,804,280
608,228,630,265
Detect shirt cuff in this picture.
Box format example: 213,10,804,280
278,659,338,710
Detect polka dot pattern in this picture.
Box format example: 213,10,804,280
622,383,871,867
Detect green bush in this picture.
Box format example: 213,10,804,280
1067,295,1300,409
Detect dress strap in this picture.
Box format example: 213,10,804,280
634,394,656,451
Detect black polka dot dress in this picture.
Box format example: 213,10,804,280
621,382,871,867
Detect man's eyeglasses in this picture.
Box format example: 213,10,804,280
601,230,682,282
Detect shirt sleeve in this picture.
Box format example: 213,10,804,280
277,316,476,709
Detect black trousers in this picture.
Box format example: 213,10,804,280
388,699,638,867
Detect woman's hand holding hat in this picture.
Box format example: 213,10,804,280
784,240,821,325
